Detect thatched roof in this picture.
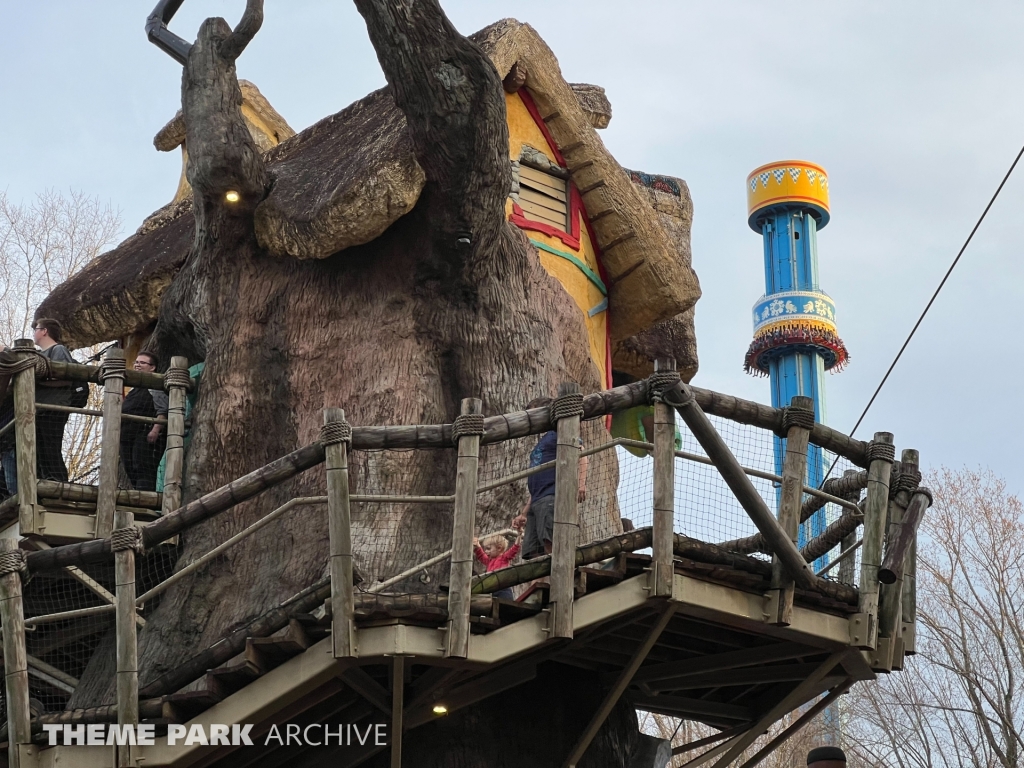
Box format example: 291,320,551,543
40,19,700,361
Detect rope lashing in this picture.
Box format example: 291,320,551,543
780,404,816,434
319,419,353,447
451,413,485,445
110,527,146,556
550,392,584,427
866,440,896,464
647,370,682,405
913,486,934,507
163,367,191,392
895,467,922,494
0,550,28,580
99,355,127,382
33,354,52,380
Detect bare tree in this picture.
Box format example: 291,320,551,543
0,189,121,342
846,469,1024,768
640,708,836,768
0,189,121,483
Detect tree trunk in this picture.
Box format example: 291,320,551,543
71,3,634,760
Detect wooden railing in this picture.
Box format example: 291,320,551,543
0,350,928,766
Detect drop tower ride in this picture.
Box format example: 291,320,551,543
743,161,850,552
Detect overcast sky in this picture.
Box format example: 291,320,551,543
4,1,1023,493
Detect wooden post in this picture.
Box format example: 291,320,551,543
113,519,140,764
550,382,582,640
324,408,355,658
651,359,676,598
768,396,813,626
160,356,189,515
876,448,918,669
11,339,38,536
391,655,404,768
0,540,30,768
902,530,918,655
837,469,862,586
95,348,126,538
855,432,893,650
446,398,481,659
104,350,139,765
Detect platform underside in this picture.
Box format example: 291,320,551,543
28,555,870,768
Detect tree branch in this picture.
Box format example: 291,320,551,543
352,0,511,255
219,0,264,62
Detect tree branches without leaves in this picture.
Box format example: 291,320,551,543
847,469,1024,768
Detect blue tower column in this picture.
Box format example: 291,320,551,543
743,162,850,564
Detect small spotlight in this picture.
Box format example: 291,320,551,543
431,704,448,716
225,190,241,203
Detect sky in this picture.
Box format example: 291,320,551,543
3,1,1023,494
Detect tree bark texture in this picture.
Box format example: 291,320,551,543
70,2,625,742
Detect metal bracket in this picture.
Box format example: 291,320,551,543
146,0,193,64
848,612,875,649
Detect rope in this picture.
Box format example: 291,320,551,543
913,486,934,507
319,420,353,446
451,413,485,445
780,405,815,434
162,367,191,392
647,370,681,404
99,356,126,382
865,440,895,464
110,527,145,556
550,392,584,426
896,467,922,494
0,550,28,580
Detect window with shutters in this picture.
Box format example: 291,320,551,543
517,164,569,232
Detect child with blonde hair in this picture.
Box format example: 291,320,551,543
473,527,522,600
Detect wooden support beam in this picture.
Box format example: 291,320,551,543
405,658,539,730
857,432,894,650
161,356,189,515
12,339,39,536
670,382,815,590
769,396,812,626
562,602,678,768
341,667,392,716
0,539,30,768
391,656,404,768
875,448,918,670
880,460,928,586
325,408,355,659
446,398,481,659
632,642,814,685
679,733,750,768
672,724,750,756
737,678,855,768
706,650,847,768
95,348,126,538
628,693,753,723
551,382,582,639
646,662,830,692
652,358,676,598
838,469,862,585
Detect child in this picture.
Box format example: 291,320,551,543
473,530,522,600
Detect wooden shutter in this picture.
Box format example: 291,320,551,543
518,165,568,231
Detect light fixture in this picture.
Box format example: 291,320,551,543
225,190,241,203
431,704,448,716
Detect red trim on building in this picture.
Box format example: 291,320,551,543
511,89,614,399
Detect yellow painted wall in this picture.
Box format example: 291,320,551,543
505,91,609,386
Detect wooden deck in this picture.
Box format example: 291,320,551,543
24,554,875,768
